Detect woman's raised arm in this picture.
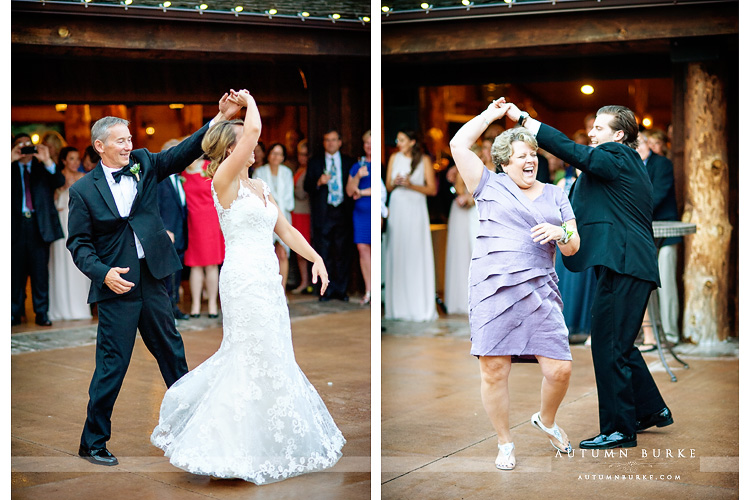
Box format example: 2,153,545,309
449,101,509,194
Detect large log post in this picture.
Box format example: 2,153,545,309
682,61,731,344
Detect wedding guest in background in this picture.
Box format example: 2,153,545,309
253,143,295,289
304,129,355,302
158,138,190,321
48,146,92,321
284,128,303,172
443,144,481,315
555,156,597,344
646,128,670,158
183,156,224,318
291,139,313,295
41,130,67,169
248,141,266,177
79,146,100,173
346,130,372,305
637,131,681,348
11,133,65,326
384,129,438,321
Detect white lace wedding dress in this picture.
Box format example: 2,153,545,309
151,180,345,484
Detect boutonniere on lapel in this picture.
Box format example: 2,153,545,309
179,175,186,184
130,163,141,182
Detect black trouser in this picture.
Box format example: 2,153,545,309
590,267,667,436
80,259,189,450
164,256,183,312
312,204,353,298
11,215,51,319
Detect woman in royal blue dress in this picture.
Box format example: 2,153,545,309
346,130,372,305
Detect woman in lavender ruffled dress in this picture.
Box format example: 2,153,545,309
449,99,581,471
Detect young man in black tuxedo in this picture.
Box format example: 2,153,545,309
11,135,66,327
67,93,240,466
503,101,673,450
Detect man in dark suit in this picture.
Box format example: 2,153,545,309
158,139,190,321
638,131,681,344
504,102,672,449
11,134,66,326
67,93,239,466
304,129,355,301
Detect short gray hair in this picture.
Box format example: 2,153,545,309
91,116,130,147
491,127,538,171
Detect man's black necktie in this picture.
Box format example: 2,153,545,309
112,166,135,183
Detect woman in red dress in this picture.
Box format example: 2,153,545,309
182,157,225,318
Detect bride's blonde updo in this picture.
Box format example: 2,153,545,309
201,119,244,179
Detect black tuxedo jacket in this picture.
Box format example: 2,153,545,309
536,123,660,286
11,158,65,244
304,152,355,228
157,175,188,255
67,122,209,303
645,151,680,246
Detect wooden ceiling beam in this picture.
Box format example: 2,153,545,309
12,11,369,59
382,4,737,59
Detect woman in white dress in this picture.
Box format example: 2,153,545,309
252,143,295,289
384,130,438,322
151,90,345,484
48,146,92,321
444,165,480,315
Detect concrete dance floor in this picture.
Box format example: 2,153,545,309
11,297,371,500
381,317,739,500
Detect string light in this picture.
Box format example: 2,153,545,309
68,1,369,24
382,6,390,13
581,84,594,95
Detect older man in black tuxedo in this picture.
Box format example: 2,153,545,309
304,129,355,301
11,135,65,326
503,102,672,450
67,93,239,466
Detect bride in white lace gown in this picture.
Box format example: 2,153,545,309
151,90,345,484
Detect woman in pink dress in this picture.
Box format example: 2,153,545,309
182,157,225,318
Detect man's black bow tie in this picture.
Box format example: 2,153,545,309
112,166,136,183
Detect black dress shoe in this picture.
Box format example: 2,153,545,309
338,294,349,302
636,407,673,432
173,309,190,320
190,313,201,318
319,295,332,302
208,313,219,319
78,446,119,466
35,314,52,326
579,431,636,449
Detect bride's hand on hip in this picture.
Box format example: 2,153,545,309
311,259,329,296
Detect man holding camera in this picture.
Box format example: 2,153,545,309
11,133,66,326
